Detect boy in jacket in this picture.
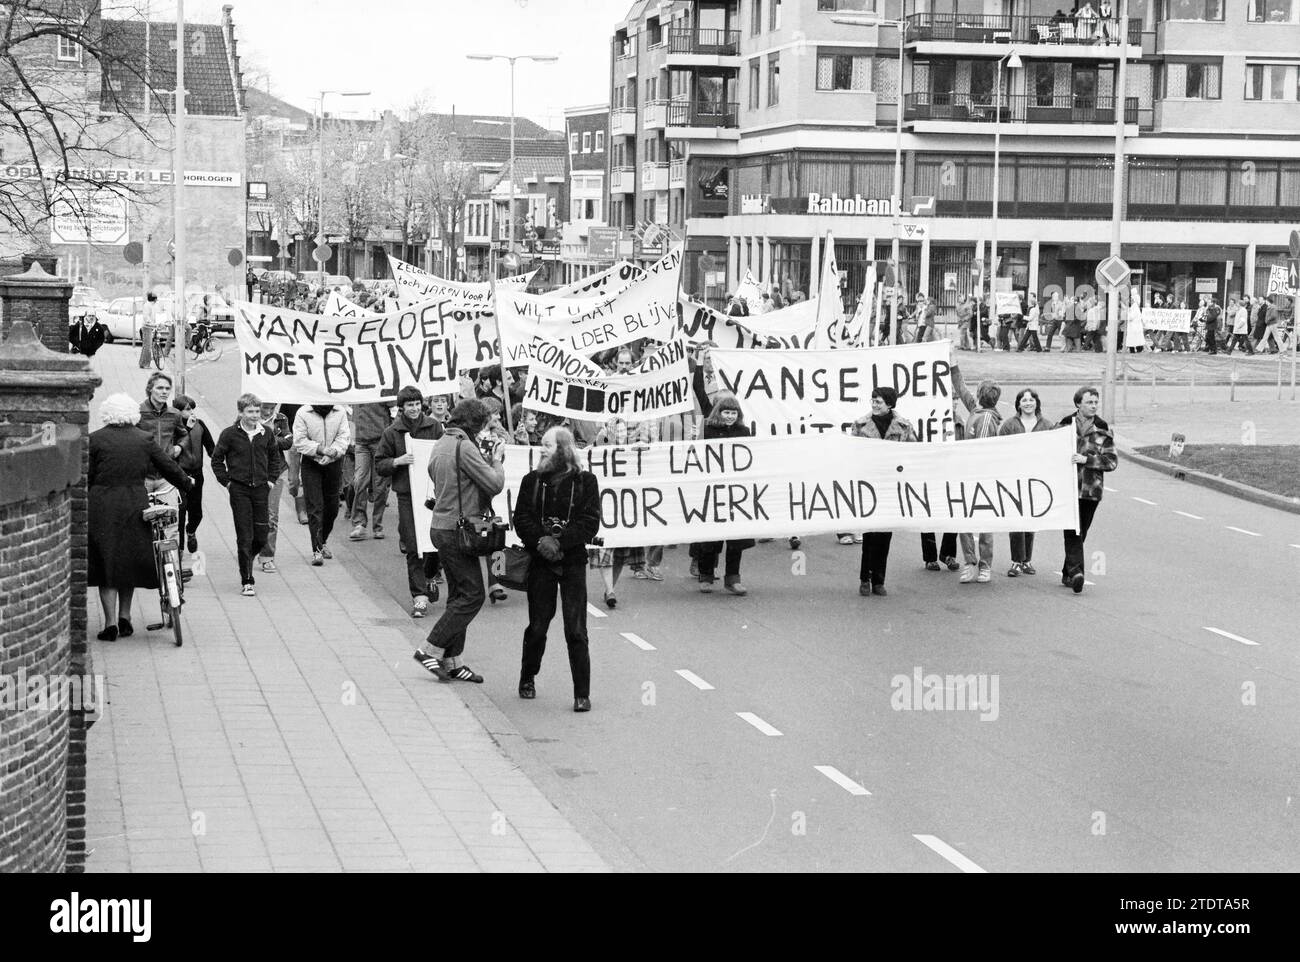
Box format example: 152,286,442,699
1059,386,1118,593
376,386,445,617
173,394,214,556
212,393,286,595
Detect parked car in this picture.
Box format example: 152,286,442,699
102,297,146,343
323,274,353,289
69,287,107,323
193,292,236,335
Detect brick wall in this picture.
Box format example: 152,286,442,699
0,264,74,353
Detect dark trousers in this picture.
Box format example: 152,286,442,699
1018,330,1042,352
300,459,342,552
425,527,484,659
397,493,441,598
1203,324,1217,354
521,559,590,699
1062,498,1100,578
178,479,204,538
859,532,893,585
697,541,745,580
998,322,1013,350
228,482,269,585
1009,531,1036,564
1226,334,1254,355
921,531,957,563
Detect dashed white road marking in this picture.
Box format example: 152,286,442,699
913,834,987,873
620,632,655,651
1225,526,1261,537
1291,544,1300,550
1131,497,1158,506
1084,580,1096,586
674,669,714,690
815,765,872,796
586,603,608,619
1104,485,1118,493
1173,511,1203,520
1203,627,1260,647
736,712,783,737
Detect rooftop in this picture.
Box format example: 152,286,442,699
100,20,240,118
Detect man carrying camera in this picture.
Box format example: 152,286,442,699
412,399,504,684
513,427,602,712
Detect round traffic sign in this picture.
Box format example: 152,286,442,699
123,241,143,265
312,244,332,265
502,252,521,272
1290,229,1300,259
227,248,243,267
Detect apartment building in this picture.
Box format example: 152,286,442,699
611,0,1300,311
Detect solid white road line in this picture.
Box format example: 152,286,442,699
674,669,714,690
1132,497,1158,505
1291,545,1300,550
1173,511,1204,520
1203,627,1260,647
1225,526,1261,537
586,603,607,619
913,834,987,874
620,632,655,651
736,712,783,736
814,765,872,796
1104,485,1118,493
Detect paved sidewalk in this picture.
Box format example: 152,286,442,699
84,346,608,872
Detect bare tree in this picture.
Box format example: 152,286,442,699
322,119,383,277
408,113,476,279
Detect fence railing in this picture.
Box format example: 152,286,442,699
904,92,1139,125
666,99,739,128
668,27,741,56
905,13,1142,45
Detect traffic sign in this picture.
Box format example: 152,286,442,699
1289,229,1299,259
312,244,332,265
971,259,984,277
909,195,937,216
123,241,143,265
1095,254,1131,292
502,252,521,272
901,223,927,238
227,248,243,267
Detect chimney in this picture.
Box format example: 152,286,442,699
222,4,243,116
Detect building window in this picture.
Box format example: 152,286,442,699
57,36,81,62
648,20,663,45
817,0,875,11
644,198,656,222
1159,0,1224,21
816,53,872,91
595,131,605,152
582,131,592,152
1245,61,1300,100
1248,0,1299,21
569,132,579,153
749,60,761,108
752,0,763,34
645,77,656,103
768,53,781,106
771,0,782,30
1162,61,1222,98
587,199,600,220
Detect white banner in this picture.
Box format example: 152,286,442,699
735,270,764,313
711,341,955,443
496,245,683,364
234,300,458,403
995,291,1023,316
1267,264,1298,298
491,431,1079,547
390,255,534,307
522,338,693,421
1142,307,1192,333
323,287,504,370
551,261,644,298
677,297,831,350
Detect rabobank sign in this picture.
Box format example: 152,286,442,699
806,193,898,215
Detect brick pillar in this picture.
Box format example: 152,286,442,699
0,261,74,353
0,320,101,872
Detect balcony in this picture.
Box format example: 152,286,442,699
666,27,741,67
670,158,687,188
665,99,739,136
905,13,1141,55
643,100,667,129
611,108,637,137
641,161,670,192
904,92,1139,129
611,166,636,194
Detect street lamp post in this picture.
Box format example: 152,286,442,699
1103,0,1131,422
466,54,557,277
317,89,370,288
989,49,1023,354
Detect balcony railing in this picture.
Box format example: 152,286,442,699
611,108,637,136
905,13,1141,46
611,166,636,193
666,99,739,129
643,100,667,129
669,158,687,187
641,161,670,191
904,92,1138,125
668,27,741,56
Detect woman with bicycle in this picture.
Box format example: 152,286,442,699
89,393,194,641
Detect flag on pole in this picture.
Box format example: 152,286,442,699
814,233,839,349
840,262,877,347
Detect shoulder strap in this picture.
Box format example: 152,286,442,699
454,439,465,519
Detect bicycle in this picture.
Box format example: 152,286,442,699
150,323,174,370
186,322,222,362
143,492,185,647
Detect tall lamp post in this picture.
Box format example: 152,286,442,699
988,48,1023,353
316,89,370,288
466,53,558,277
1102,0,1131,422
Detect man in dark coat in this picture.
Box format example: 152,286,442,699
70,313,108,357
211,392,285,595
1058,386,1118,593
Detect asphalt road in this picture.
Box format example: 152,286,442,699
149,340,1300,872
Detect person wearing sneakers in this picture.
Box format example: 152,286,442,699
293,402,351,566
693,392,755,595
255,401,293,574
211,393,285,596
412,399,504,684
849,386,918,596
348,401,394,542
951,365,1002,584
376,386,445,619
172,394,213,558
998,388,1054,577
1059,386,1118,593
514,427,602,712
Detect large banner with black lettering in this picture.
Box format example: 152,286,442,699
1141,308,1192,333
389,255,534,307
234,300,457,402
495,245,683,362
710,341,955,443
523,338,692,420
321,288,505,371
678,296,831,349
550,261,644,298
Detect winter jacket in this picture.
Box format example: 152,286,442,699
176,417,215,477
996,414,1055,437
138,398,188,479
211,421,285,488
1059,412,1118,502
951,365,1003,439
427,427,505,530
375,413,444,496
292,406,351,465
513,469,602,566
352,402,393,445
70,320,107,357
850,411,919,443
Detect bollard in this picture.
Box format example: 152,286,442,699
1189,355,1195,404
1279,350,1284,401
1121,356,1129,413
1229,359,1238,402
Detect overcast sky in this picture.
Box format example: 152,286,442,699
109,0,632,128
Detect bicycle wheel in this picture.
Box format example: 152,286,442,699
168,604,184,647
152,335,165,369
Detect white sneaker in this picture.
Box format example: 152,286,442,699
976,564,992,583
411,595,429,618
959,564,977,584
241,583,256,597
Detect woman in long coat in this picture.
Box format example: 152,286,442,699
89,393,193,641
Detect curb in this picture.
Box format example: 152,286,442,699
1116,441,1300,516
